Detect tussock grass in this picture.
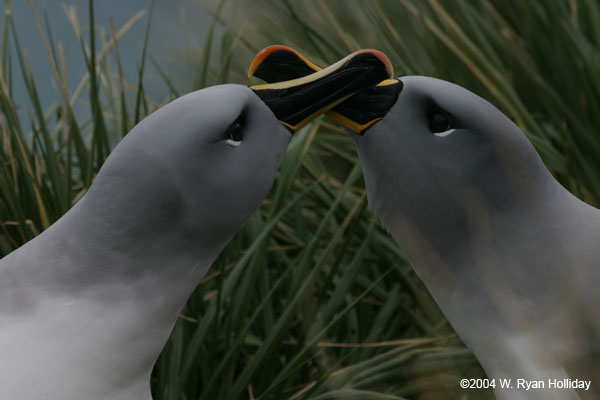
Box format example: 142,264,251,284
2,1,598,399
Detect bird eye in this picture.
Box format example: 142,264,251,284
429,112,450,133
428,112,456,137
224,118,244,147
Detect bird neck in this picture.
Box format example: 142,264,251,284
385,175,600,387
0,187,225,395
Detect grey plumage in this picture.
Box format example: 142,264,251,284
0,85,291,400
352,76,600,400
0,46,394,399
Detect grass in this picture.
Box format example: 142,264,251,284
1,0,599,399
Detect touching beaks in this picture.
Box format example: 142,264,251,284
249,46,395,133
249,45,403,135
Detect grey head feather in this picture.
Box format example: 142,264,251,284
351,76,600,400
0,84,290,400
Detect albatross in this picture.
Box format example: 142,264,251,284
0,49,393,400
251,46,600,400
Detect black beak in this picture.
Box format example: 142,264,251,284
249,45,403,134
249,46,394,132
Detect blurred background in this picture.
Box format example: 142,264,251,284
2,0,599,399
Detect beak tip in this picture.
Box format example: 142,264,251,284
248,45,301,78
374,50,394,79
248,46,271,78
350,49,394,79
247,58,260,78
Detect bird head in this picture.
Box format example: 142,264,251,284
351,76,550,239
82,50,393,256
247,46,553,263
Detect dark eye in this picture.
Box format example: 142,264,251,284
224,117,244,146
429,112,450,133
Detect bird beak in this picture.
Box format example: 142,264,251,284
249,45,403,135
249,46,394,132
